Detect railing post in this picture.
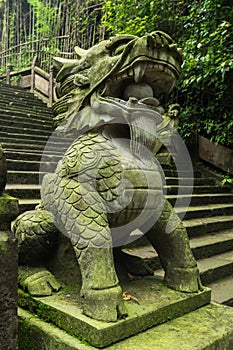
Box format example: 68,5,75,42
6,65,13,85
30,56,37,93
0,145,19,350
48,65,54,107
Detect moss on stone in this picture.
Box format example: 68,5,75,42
18,275,211,348
19,308,93,350
0,232,9,252
19,303,233,350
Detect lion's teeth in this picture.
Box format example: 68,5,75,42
128,68,134,78
133,63,146,83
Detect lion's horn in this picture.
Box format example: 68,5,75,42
74,46,87,59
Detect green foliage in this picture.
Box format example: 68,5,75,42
0,66,5,75
102,0,149,35
101,0,186,38
221,175,233,185
178,0,233,147
27,0,58,38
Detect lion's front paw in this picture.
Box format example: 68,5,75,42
81,285,128,322
19,266,61,296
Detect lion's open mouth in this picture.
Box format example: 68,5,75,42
101,57,176,114
108,57,176,95
101,56,177,116
94,59,170,159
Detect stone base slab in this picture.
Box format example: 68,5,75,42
18,275,210,348
19,303,233,350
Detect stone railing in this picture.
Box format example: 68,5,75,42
0,57,55,107
199,135,233,175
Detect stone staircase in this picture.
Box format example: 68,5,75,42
1,82,233,307
0,82,70,212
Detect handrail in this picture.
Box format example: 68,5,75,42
0,32,77,107
199,135,233,175
0,58,54,107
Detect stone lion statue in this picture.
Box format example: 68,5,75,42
13,31,202,322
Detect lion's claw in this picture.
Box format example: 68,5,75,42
19,267,61,296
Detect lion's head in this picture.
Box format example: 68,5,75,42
52,31,183,135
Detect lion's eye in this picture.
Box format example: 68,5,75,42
111,44,127,56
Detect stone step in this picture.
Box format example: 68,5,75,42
0,116,52,129
6,169,232,199
4,150,64,162
0,105,51,118
190,229,233,260
5,184,41,200
1,140,69,154
0,108,54,122
208,276,233,306
0,131,52,143
18,308,96,350
184,215,233,237
4,150,63,162
124,229,233,272
7,170,46,184
6,159,58,172
1,141,47,154
155,153,175,166
165,177,216,186
1,128,73,148
4,157,225,188
155,250,233,286
0,86,51,108
18,303,233,350
18,198,41,213
13,196,233,221
0,124,54,137
163,169,202,178
0,97,53,111
198,251,233,285
2,141,69,153
0,101,53,116
175,203,233,220
0,91,46,105
0,131,72,146
0,83,45,98
167,193,233,206
165,185,230,195
0,106,52,120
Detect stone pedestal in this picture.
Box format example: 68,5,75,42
18,277,210,348
16,227,233,350
18,302,233,350
0,194,19,350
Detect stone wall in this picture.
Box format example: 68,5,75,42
0,145,19,350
